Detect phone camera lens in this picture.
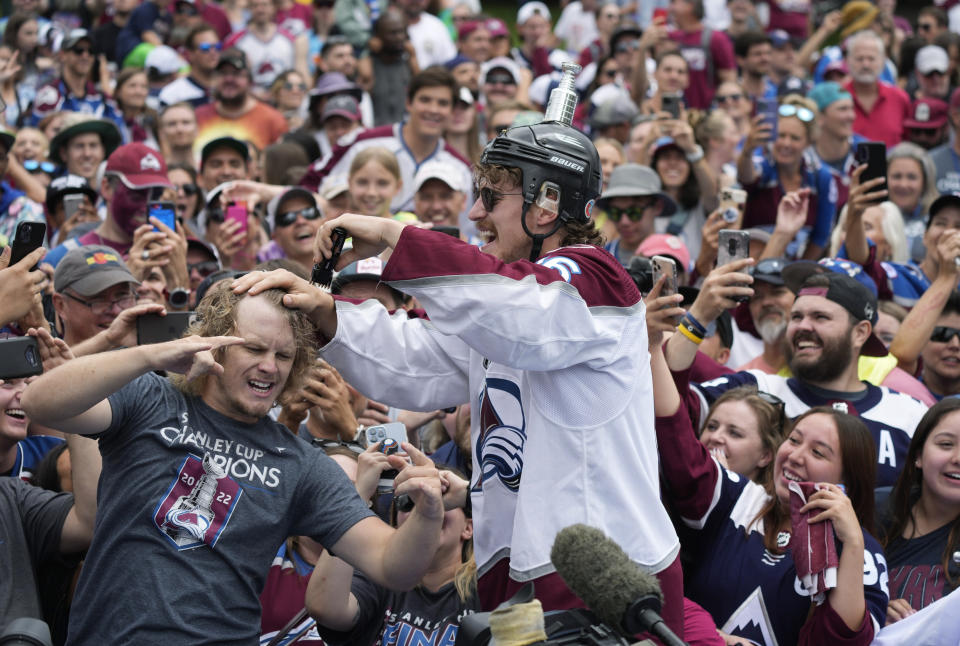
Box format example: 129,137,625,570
25,347,39,367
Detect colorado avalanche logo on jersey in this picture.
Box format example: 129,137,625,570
536,256,581,283
153,453,242,550
473,378,526,493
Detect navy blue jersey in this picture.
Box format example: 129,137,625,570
5,435,64,481
682,466,889,646
693,371,927,487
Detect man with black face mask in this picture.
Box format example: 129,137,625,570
43,143,175,269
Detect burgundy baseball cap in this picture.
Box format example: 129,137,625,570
457,20,482,40
485,17,509,38
104,143,173,190
905,97,948,130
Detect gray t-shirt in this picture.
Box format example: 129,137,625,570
929,142,960,194
0,478,73,632
66,372,374,645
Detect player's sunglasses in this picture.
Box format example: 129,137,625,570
479,187,522,212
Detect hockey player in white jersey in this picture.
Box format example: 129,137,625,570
232,62,684,637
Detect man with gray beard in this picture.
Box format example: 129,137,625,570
737,258,794,373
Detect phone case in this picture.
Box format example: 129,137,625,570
0,337,43,379
225,204,248,234
856,142,887,198
136,312,196,345
9,221,46,269
149,202,177,231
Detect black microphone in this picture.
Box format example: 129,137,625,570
550,524,686,646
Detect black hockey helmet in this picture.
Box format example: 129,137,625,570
480,120,602,225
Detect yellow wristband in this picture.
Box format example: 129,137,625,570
676,323,704,345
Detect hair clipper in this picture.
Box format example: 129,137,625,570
311,227,347,290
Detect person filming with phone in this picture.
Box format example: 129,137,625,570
738,94,838,260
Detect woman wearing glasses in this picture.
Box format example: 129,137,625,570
737,94,838,260
646,276,889,646
714,80,751,145
881,398,960,623
270,70,309,131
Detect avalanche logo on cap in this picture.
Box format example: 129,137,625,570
863,302,874,321
86,251,120,266
140,153,162,171
915,102,931,122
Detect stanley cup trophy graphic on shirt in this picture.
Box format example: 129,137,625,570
162,453,226,546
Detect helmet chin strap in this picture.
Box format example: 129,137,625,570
520,201,564,262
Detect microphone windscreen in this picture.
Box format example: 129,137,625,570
550,524,663,635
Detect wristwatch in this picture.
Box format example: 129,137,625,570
685,145,705,163
166,287,191,309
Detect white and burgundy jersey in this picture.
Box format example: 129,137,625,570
224,28,296,89
692,371,927,487
320,227,680,604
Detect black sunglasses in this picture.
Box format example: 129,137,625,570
174,182,198,196
607,201,657,221
479,186,522,212
757,391,786,435
71,46,93,56
931,326,960,343
276,206,321,227
188,260,220,276
485,74,515,86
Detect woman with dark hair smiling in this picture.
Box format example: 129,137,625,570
882,398,960,623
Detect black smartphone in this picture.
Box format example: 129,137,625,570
662,94,682,119
0,336,43,379
855,142,888,200
432,225,460,238
9,221,46,270
148,201,177,232
718,229,751,303
136,312,196,345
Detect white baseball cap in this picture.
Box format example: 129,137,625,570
414,161,467,193
916,45,949,76
517,1,550,25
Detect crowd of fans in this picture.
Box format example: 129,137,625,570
2,0,960,644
